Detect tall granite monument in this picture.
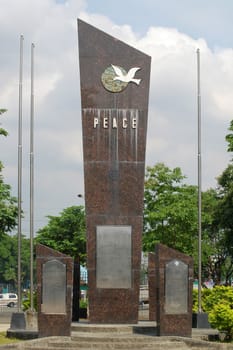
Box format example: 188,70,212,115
78,19,151,323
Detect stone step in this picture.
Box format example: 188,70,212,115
45,336,208,349
71,322,158,337
7,324,221,350
22,340,191,350
21,342,212,350
71,333,177,343
9,335,223,350
59,335,184,343
71,324,134,333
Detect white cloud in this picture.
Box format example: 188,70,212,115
36,73,63,105
78,11,138,43
0,1,232,234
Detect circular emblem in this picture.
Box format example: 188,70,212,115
101,65,128,93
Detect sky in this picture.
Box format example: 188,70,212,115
1,0,233,236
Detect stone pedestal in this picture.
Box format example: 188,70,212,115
78,19,151,323
36,244,73,337
149,244,193,337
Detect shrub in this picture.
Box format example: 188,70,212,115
203,286,233,313
22,291,37,312
79,299,88,308
209,303,233,340
192,288,213,313
193,286,233,340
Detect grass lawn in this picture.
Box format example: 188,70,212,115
0,331,21,345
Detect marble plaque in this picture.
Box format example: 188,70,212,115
165,259,188,314
42,259,66,314
96,225,132,288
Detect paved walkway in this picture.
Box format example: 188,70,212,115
0,324,9,332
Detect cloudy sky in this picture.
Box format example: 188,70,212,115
1,0,233,235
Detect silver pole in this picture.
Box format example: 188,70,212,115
197,48,202,313
17,34,24,312
30,43,35,311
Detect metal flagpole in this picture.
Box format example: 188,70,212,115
197,48,202,313
30,43,35,311
17,34,24,312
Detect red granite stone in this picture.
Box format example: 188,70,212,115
148,244,193,337
78,19,151,323
36,244,73,337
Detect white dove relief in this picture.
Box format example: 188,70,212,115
111,64,141,85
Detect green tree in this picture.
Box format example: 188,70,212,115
0,108,31,291
36,206,86,264
0,164,18,237
0,109,8,137
200,189,226,284
210,119,233,284
143,163,219,279
0,109,18,237
0,234,30,289
225,119,233,153
143,163,198,256
212,164,233,284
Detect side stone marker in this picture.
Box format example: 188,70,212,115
148,244,193,337
36,244,73,337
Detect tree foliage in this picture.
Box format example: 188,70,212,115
0,109,18,237
210,120,233,283
143,163,198,255
225,119,233,153
199,188,226,284
0,108,30,291
210,164,233,284
0,163,18,237
0,234,30,289
36,206,86,264
143,163,222,280
0,109,8,137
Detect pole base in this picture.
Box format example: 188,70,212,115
192,312,211,328
9,312,26,330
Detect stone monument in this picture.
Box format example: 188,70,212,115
78,19,151,323
148,244,193,337
36,244,73,337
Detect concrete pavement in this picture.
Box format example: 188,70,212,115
0,323,10,332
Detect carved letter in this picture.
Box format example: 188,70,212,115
103,117,108,128
112,117,117,128
132,118,137,129
94,118,99,128
123,118,127,128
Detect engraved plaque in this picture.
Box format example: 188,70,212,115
96,225,132,288
165,259,188,314
42,259,66,314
